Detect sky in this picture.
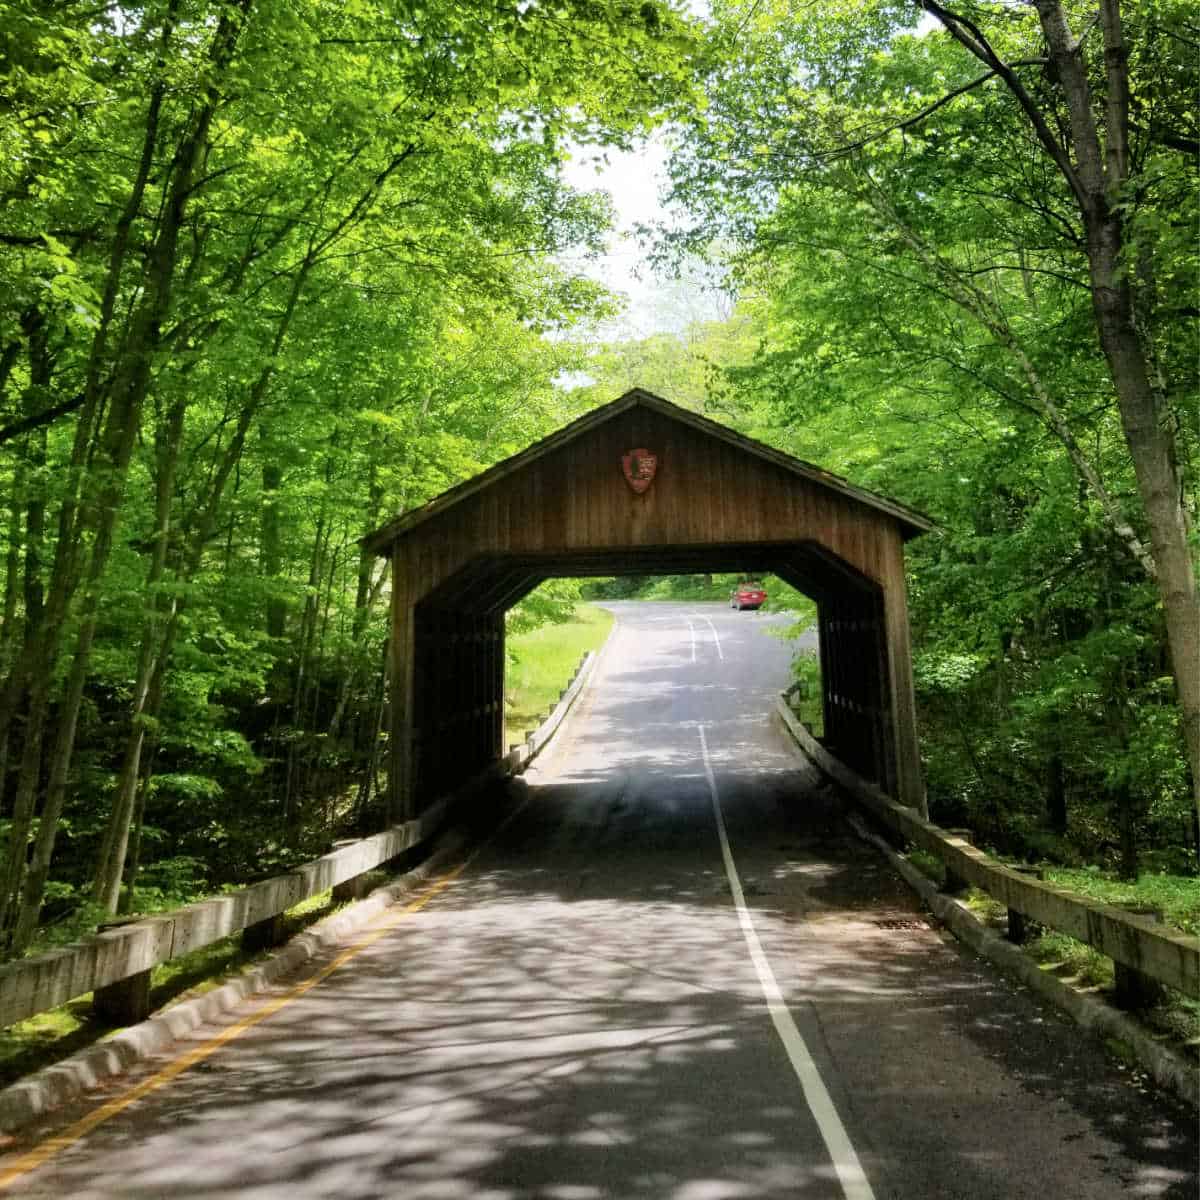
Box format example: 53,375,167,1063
558,137,728,342
552,6,943,343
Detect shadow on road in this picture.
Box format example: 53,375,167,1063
20,772,1197,1200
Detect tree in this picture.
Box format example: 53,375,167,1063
913,0,1199,820
0,0,699,948
665,0,1198,821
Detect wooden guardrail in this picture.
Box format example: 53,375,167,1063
776,694,1200,1001
0,797,457,1031
0,650,598,1033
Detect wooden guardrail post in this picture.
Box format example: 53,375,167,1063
332,840,372,904
941,830,972,895
1113,905,1166,1011
92,917,153,1024
1007,866,1044,944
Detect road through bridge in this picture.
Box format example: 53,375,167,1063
0,602,1194,1198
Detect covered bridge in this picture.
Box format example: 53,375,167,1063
363,389,933,822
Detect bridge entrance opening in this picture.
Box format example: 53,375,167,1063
363,390,932,823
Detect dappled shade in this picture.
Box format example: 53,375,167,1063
17,775,1194,1199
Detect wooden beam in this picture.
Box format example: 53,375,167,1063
388,545,417,824
362,390,934,554
879,532,925,815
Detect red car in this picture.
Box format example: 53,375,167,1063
730,581,766,611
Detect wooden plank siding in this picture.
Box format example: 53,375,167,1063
369,392,932,819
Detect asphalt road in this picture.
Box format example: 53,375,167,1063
0,601,1195,1199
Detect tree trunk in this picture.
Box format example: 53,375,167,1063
1089,267,1200,818
14,377,166,948
1064,0,1199,820
117,777,150,917
925,0,1200,819
19,308,48,640
310,532,339,728
1046,753,1067,836
331,558,389,741
118,693,163,916
262,459,286,639
352,454,383,641
92,398,185,914
284,508,327,831
1,464,23,662
0,673,50,940
1116,781,1138,882
354,645,389,828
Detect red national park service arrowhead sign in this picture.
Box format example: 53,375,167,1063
621,448,658,494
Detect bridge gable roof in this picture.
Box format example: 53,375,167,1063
363,388,933,554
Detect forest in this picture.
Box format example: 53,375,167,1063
0,0,1194,961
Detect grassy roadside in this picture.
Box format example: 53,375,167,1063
905,848,1200,1053
783,672,824,739
504,602,614,744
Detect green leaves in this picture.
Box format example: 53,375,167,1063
0,0,711,936
644,0,1198,871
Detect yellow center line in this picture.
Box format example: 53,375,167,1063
0,856,473,1191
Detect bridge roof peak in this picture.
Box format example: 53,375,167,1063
363,386,934,553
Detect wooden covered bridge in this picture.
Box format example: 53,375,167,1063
363,389,933,821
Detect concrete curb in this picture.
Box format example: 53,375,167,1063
0,820,486,1135
843,813,1199,1108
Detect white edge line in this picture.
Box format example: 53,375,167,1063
698,725,876,1200
686,618,697,663
701,614,724,660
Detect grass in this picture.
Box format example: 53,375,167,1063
953,863,1198,940
1040,867,1199,937
504,602,614,744
907,847,945,885
783,660,824,739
